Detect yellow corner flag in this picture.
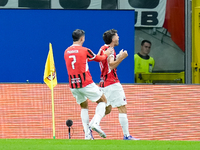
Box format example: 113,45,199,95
44,43,57,89
44,43,57,139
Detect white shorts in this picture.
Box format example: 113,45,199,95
70,82,103,105
100,83,127,108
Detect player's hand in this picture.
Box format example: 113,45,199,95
121,50,128,59
119,49,124,55
104,47,113,56
116,49,124,59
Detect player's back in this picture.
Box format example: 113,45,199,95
64,45,94,88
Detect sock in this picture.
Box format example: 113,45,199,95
89,116,95,127
92,102,106,125
89,105,106,127
89,105,98,127
81,109,89,135
119,113,130,137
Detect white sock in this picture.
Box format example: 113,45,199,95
81,109,89,135
119,113,130,137
89,105,106,127
89,116,95,127
92,102,106,125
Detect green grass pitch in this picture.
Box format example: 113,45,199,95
0,139,199,150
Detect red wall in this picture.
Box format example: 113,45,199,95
163,0,185,52
0,84,200,140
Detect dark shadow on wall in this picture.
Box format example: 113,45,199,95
128,0,160,9
0,0,8,6
59,0,91,9
19,0,50,9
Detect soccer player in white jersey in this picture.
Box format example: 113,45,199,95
89,29,139,140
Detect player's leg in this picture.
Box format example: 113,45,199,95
89,86,112,127
70,88,93,140
80,83,107,138
90,94,107,138
105,105,112,115
93,94,107,125
80,101,89,132
101,87,112,116
89,104,112,127
117,105,129,137
80,100,93,140
118,105,139,140
108,83,139,140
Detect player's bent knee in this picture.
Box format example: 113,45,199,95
80,100,88,109
105,105,112,115
118,105,127,113
96,94,107,104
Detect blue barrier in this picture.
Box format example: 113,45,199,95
0,9,135,83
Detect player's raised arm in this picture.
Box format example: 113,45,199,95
97,47,113,56
108,49,128,70
92,47,113,62
104,47,113,56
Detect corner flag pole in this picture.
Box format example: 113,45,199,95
51,71,56,139
44,43,57,139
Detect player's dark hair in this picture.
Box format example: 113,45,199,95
141,40,151,46
103,29,117,44
72,29,85,42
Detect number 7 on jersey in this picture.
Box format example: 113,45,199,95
69,55,76,69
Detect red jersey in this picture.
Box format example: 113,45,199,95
64,44,97,89
99,45,120,87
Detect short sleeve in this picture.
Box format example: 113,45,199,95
87,49,96,60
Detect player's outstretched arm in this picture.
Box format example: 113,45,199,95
108,50,128,70
93,47,113,62
104,47,113,56
97,47,113,56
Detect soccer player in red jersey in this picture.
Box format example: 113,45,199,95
90,29,139,140
64,29,113,139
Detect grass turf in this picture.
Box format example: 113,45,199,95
0,139,199,150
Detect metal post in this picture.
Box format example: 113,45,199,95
185,0,192,84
